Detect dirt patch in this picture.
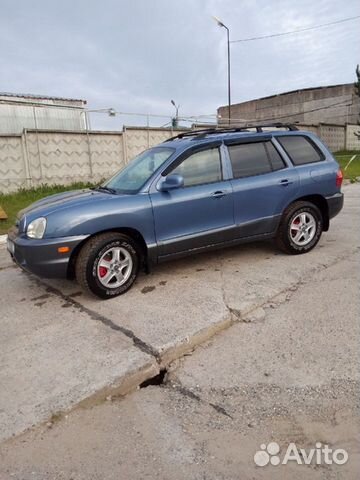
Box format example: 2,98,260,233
141,286,156,294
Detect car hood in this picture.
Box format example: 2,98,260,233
15,187,153,239
17,189,119,227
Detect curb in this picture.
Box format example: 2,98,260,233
0,357,159,444
0,234,7,245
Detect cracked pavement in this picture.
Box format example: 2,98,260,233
0,183,359,479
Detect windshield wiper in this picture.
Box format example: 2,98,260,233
91,185,117,194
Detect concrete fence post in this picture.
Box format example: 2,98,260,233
33,107,43,183
345,124,348,150
122,127,128,164
85,130,94,178
146,115,150,148
21,130,32,188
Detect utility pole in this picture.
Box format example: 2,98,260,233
213,16,231,125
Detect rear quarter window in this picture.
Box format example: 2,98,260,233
277,136,324,166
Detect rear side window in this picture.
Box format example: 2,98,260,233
228,142,284,179
277,136,324,165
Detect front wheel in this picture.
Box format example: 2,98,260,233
76,232,140,299
276,201,323,255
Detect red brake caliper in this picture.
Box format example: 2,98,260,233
99,266,107,278
99,253,111,278
291,217,300,237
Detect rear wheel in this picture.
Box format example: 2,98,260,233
276,201,323,255
76,232,140,299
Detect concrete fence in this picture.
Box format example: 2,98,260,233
0,126,186,193
0,124,359,193
297,123,360,152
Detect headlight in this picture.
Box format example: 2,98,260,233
27,217,47,239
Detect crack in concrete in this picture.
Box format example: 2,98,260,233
31,275,160,361
221,246,360,324
208,402,234,419
6,243,356,441
169,383,234,420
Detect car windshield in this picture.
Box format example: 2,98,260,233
103,146,175,193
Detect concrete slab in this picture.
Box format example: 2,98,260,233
0,183,359,445
171,253,360,392
61,258,232,365
0,269,158,443
41,184,360,365
0,375,358,479
0,244,14,271
220,185,360,316
163,248,360,478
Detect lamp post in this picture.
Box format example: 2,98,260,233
213,16,231,125
171,99,180,127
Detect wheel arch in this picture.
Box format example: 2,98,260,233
67,227,149,279
286,194,329,231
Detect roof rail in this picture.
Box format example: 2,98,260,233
164,123,298,142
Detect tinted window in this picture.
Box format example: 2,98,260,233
171,148,222,187
277,136,323,165
265,142,286,171
228,142,272,178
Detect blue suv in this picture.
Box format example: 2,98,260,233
7,124,344,298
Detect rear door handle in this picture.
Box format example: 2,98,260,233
279,179,293,186
211,190,226,198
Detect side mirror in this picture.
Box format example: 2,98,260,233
157,174,184,192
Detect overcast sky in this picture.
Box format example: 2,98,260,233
1,0,359,129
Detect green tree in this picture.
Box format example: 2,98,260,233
355,64,360,99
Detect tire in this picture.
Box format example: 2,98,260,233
276,201,323,255
75,232,140,299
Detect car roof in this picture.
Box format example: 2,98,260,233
163,124,312,151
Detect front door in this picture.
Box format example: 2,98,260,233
150,145,234,257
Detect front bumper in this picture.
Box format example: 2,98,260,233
7,227,89,278
326,192,344,220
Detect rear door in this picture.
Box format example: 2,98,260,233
225,137,300,238
150,143,234,257
275,134,336,196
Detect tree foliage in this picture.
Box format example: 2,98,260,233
355,64,360,100
355,65,360,137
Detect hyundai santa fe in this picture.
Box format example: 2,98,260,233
7,124,344,299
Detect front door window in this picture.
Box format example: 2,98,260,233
171,148,222,187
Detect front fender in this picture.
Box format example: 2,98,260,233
44,194,156,248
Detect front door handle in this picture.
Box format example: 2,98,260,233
279,179,293,186
211,190,226,198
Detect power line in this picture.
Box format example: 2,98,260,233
231,15,360,43
218,99,354,124
256,101,353,123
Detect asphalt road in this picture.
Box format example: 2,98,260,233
0,183,359,479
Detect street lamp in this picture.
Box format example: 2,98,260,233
171,99,180,127
213,16,231,125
